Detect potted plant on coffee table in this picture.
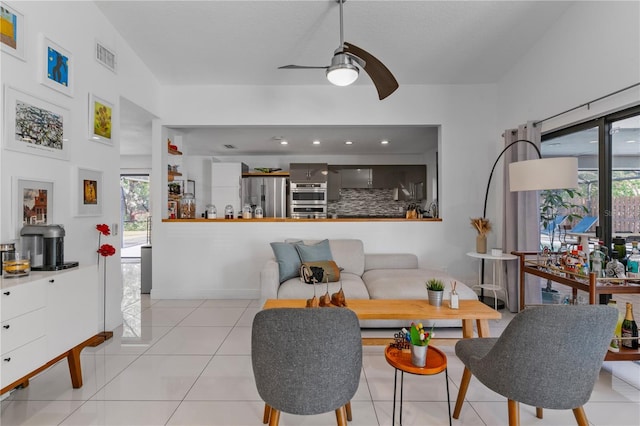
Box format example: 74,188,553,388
426,278,445,307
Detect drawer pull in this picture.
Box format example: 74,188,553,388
3,325,9,329
49,279,55,283
3,357,10,362
3,291,10,296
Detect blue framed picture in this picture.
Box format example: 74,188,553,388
47,46,69,87
39,34,73,97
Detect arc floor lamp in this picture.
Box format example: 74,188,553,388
480,139,578,308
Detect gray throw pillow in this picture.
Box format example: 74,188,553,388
270,242,301,283
294,239,333,262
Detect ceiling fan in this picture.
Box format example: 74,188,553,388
278,0,399,100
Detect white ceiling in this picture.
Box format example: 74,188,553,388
101,0,575,156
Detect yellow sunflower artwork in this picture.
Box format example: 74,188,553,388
93,100,112,139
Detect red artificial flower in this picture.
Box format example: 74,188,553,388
96,224,111,236
97,244,116,257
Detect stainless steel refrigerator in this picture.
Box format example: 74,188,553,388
241,176,288,218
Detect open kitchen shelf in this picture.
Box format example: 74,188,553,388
242,172,290,177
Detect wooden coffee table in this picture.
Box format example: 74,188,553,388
262,299,501,342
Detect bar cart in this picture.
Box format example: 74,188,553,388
513,251,640,361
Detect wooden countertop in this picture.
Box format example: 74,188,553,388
162,217,441,223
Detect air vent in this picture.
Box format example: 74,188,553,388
224,144,236,149
96,40,116,73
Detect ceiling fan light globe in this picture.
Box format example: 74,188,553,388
326,64,359,86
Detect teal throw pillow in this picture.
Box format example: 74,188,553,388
270,242,301,283
294,239,334,262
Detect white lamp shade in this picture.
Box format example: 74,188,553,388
326,66,359,86
509,157,578,192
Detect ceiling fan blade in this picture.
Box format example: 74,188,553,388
278,65,329,70
344,42,398,100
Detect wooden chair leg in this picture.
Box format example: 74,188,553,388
268,408,280,426
536,407,543,419
507,399,520,426
345,401,353,421
572,406,589,426
453,367,472,419
335,405,348,426
262,403,271,424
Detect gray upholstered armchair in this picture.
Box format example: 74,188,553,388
453,304,617,426
251,307,362,426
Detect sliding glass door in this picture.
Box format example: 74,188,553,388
540,105,640,252
611,113,640,237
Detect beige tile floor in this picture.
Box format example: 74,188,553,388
1,261,639,425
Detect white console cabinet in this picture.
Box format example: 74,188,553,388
1,266,100,393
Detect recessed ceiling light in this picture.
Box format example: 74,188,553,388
626,140,638,144
313,140,320,145
280,140,288,145
345,141,353,145
381,140,389,145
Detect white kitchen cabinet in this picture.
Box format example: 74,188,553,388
211,162,247,215
1,266,98,393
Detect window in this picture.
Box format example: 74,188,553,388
540,105,640,252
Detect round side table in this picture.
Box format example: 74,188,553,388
384,345,451,426
466,251,518,310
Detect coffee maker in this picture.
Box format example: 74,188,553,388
20,224,78,271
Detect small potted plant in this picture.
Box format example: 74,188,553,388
426,278,445,307
406,322,435,367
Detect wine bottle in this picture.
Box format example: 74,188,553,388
627,241,640,279
607,301,620,352
621,302,639,349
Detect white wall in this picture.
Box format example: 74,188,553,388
498,1,640,132
4,1,638,312
149,1,640,301
152,84,497,298
0,1,160,330
491,0,640,243
490,1,640,309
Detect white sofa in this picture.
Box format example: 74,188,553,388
260,239,478,327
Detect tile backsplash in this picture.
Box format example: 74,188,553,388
328,188,411,217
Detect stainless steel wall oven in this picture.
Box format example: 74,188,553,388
289,182,327,218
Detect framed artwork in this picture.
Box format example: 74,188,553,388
3,85,70,160
76,167,102,216
1,2,25,61
13,177,53,236
39,34,73,97
95,39,116,73
168,179,183,196
88,93,113,145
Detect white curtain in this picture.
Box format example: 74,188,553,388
502,122,542,311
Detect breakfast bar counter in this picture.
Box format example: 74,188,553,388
162,217,441,223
